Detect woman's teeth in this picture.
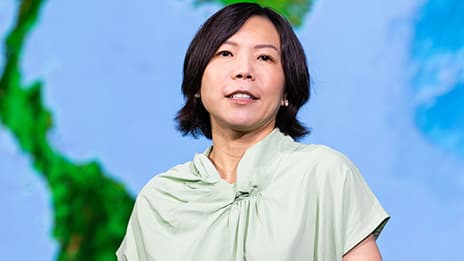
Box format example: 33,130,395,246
230,93,254,99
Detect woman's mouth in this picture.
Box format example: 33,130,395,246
226,91,258,100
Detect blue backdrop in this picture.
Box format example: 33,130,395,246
1,0,463,260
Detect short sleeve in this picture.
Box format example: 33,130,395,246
116,197,148,261
116,174,186,261
341,163,390,254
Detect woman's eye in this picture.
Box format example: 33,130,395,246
258,55,273,62
217,50,232,57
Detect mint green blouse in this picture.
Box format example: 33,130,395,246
117,129,389,260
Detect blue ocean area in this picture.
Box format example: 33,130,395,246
416,83,464,155
412,0,464,157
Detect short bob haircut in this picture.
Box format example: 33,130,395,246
176,2,310,140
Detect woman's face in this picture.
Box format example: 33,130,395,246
200,15,285,136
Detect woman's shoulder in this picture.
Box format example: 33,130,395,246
286,142,357,170
277,141,363,188
137,160,197,198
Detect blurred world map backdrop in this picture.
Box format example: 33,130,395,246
0,0,463,260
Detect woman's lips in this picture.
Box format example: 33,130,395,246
226,91,258,100
226,92,258,105
229,93,255,100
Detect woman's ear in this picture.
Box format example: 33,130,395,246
281,93,288,106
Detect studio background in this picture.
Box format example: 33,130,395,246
1,0,463,260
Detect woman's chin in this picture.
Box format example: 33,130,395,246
218,120,275,135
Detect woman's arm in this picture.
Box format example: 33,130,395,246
342,234,383,261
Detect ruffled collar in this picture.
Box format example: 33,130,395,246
192,128,295,196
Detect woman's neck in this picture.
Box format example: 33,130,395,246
208,125,274,184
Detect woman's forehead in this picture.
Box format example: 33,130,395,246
220,16,281,50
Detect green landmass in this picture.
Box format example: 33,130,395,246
195,0,313,26
0,0,313,260
0,1,134,260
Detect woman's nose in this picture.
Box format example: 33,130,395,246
232,56,255,81
233,71,255,80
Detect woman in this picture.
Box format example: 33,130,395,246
117,3,389,260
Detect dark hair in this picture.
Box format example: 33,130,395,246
175,2,310,139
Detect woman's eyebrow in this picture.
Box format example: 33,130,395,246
254,44,279,52
222,40,238,47
223,40,280,52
